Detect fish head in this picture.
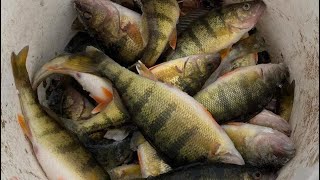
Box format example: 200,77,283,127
259,63,289,88
223,0,266,31
245,168,279,180
74,0,121,39
250,129,295,166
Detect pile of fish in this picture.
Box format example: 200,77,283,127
11,0,296,179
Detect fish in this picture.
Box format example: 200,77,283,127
165,0,266,61
108,164,142,180
203,33,266,88
219,53,258,78
248,109,292,137
11,46,108,180
46,46,244,167
84,137,134,171
61,85,95,120
194,63,289,124
176,9,211,35
149,163,278,180
222,122,295,167
33,55,114,114
277,80,295,122
74,0,146,65
45,87,130,136
137,54,221,95
40,75,95,120
138,141,172,178
140,0,180,67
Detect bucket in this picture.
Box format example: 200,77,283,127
1,0,319,179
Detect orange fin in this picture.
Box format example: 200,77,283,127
219,48,231,60
91,102,108,114
136,61,158,81
102,87,113,99
122,22,144,45
17,114,32,139
169,28,177,50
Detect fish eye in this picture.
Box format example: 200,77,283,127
243,3,250,10
253,171,261,179
83,12,92,20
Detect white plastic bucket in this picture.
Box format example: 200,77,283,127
1,0,319,179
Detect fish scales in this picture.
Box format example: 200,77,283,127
194,64,288,123
55,47,244,166
11,47,108,180
166,0,266,60
141,0,180,67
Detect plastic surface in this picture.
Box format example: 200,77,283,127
1,0,319,179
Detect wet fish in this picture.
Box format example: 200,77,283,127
61,86,95,120
33,56,114,114
203,33,266,88
108,164,142,180
140,0,180,67
222,122,295,167
84,137,134,171
47,46,244,167
74,0,146,65
46,87,130,136
220,53,257,76
11,46,108,180
137,54,221,95
165,0,266,61
138,141,172,178
248,109,292,136
149,163,278,180
194,63,289,123
277,80,295,122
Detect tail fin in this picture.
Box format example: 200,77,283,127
11,46,30,90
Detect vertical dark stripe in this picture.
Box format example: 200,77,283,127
129,84,156,115
147,12,174,24
165,127,198,161
147,103,177,136
213,84,233,122
186,29,203,51
198,18,216,38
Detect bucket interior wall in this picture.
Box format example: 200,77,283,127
1,0,319,179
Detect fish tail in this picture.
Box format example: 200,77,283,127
11,46,30,90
